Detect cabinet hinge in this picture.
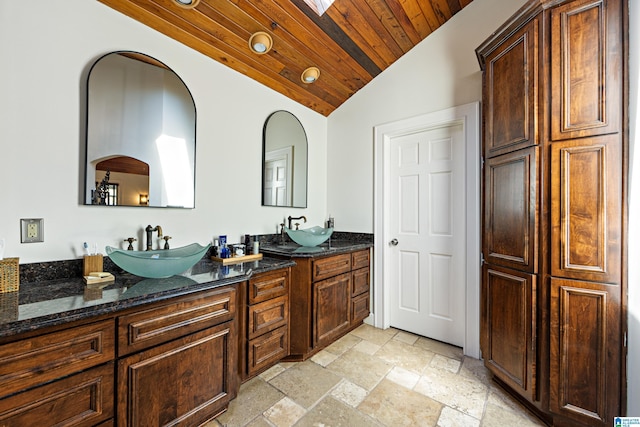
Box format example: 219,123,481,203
624,332,627,347
481,156,485,169
481,252,485,265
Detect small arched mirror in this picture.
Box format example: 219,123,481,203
84,51,196,208
262,111,308,208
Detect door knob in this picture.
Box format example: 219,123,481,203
390,238,398,246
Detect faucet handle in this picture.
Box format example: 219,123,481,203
163,236,172,250
295,222,300,230
124,237,137,251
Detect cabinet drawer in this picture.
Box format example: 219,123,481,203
248,269,288,304
351,249,370,271
248,295,289,340
118,286,236,356
0,319,115,398
313,254,351,282
351,267,370,297
351,292,370,325
247,326,288,376
0,362,114,426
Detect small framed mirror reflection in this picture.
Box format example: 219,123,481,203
84,51,196,208
262,111,308,208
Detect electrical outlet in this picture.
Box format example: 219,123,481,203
21,218,44,243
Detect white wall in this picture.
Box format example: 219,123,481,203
326,0,527,232
0,0,327,263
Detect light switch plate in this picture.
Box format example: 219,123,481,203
21,218,44,243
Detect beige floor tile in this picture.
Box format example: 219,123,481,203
386,366,421,389
437,406,481,427
482,403,546,427
244,416,273,427
459,356,490,384
486,386,545,425
263,397,306,427
353,339,381,355
414,337,464,360
376,338,434,374
296,396,383,427
358,378,442,427
349,323,398,346
268,360,342,408
393,330,420,345
310,348,339,367
215,377,284,427
331,379,368,407
259,363,286,381
326,348,393,390
429,353,462,374
415,366,488,419
324,332,361,355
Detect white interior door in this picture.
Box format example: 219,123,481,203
388,123,465,347
264,147,293,206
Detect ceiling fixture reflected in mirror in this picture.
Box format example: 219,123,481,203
301,67,320,84
249,32,273,55
262,111,308,208
84,51,196,208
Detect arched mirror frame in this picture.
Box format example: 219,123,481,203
262,110,308,208
84,51,197,208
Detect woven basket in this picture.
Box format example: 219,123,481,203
0,291,18,322
0,258,19,293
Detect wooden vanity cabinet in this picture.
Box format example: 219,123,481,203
117,286,238,426
477,0,626,424
240,268,290,381
288,248,371,361
0,283,239,427
0,319,116,426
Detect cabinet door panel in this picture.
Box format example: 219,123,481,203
549,277,620,424
483,147,539,273
313,273,351,347
481,265,536,400
117,322,236,426
551,135,621,283
483,18,538,158
0,363,114,426
550,0,622,140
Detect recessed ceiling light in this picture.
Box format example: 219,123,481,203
301,67,320,83
249,32,273,55
174,0,200,9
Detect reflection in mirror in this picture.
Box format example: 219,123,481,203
85,51,196,208
262,111,308,208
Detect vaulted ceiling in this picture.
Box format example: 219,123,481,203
99,0,475,116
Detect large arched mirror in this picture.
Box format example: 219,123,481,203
262,111,308,208
84,51,196,208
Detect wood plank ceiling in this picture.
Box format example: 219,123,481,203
98,0,475,116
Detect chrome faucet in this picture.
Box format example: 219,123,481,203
287,215,307,229
145,225,163,251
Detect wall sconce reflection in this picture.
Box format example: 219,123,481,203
139,194,149,205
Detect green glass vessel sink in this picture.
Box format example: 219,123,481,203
106,243,211,278
285,226,333,247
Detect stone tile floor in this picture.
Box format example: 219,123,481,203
206,324,545,427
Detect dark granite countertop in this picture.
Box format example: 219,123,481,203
260,239,373,258
0,257,294,339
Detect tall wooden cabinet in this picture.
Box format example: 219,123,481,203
477,0,626,425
